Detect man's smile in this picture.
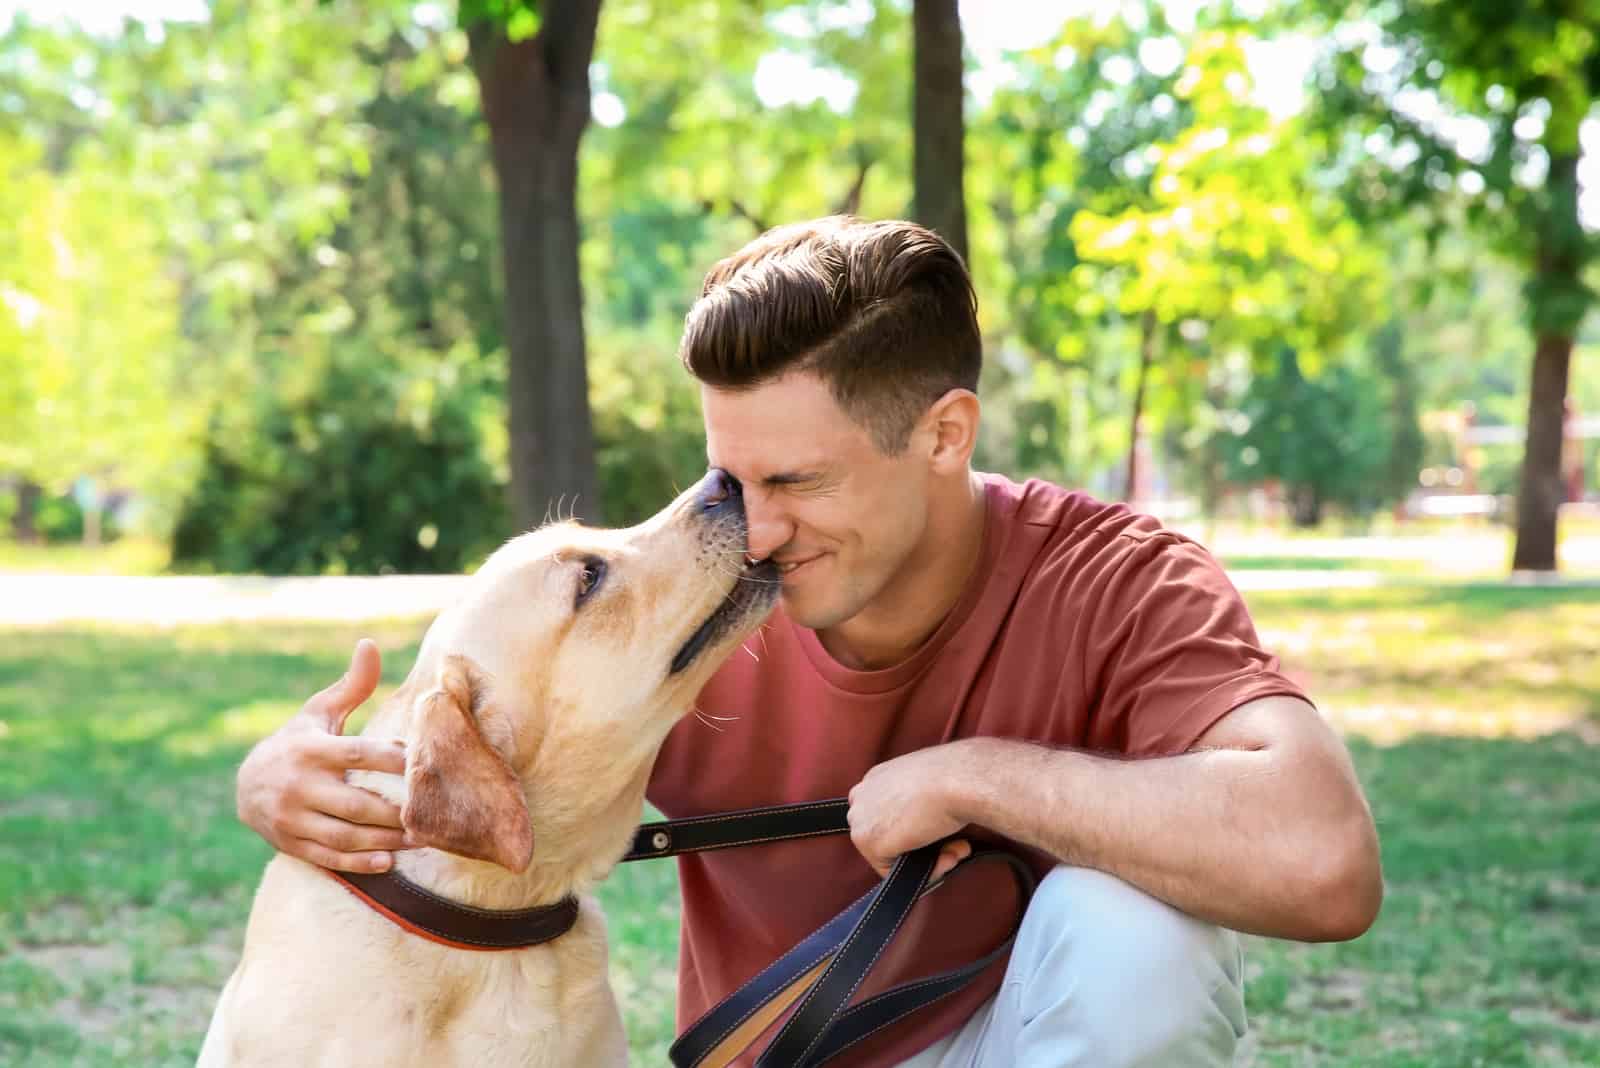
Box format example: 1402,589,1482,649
775,553,825,580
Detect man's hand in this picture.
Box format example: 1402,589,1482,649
847,744,973,881
236,639,409,873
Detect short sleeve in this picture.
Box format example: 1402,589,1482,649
1083,533,1311,756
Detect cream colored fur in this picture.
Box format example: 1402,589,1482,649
199,486,775,1067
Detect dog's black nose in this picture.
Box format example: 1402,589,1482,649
696,468,744,521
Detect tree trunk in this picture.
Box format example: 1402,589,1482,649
11,479,41,543
470,3,602,532
1512,150,1584,572
1511,332,1573,570
912,0,967,263
1124,310,1157,503
1289,484,1322,528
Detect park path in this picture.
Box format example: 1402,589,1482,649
0,574,471,625
0,570,1389,626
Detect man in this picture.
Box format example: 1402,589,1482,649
237,217,1381,1066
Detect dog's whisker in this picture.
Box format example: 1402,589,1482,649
705,557,783,587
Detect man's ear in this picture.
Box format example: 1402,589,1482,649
401,655,534,873
924,388,980,472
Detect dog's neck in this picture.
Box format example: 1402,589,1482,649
396,768,653,912
351,704,667,912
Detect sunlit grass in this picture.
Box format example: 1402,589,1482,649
0,537,170,576
1,590,1596,1064
1248,584,1600,744
1235,583,1600,1065
1187,512,1600,581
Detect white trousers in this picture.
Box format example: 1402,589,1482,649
895,867,1247,1067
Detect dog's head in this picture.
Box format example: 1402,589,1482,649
398,470,778,873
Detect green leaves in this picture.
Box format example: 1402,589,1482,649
0,127,196,510
459,0,543,40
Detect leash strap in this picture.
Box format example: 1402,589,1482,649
777,850,1035,1068
624,801,1036,1068
625,798,852,860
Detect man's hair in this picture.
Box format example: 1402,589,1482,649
679,216,981,453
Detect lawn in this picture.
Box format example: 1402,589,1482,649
1,584,1596,1065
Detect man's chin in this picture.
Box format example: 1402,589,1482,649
780,588,858,633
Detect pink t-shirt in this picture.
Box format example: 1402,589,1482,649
647,474,1308,1066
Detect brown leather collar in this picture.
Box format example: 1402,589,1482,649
327,868,579,952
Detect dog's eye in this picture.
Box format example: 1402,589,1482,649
575,556,606,608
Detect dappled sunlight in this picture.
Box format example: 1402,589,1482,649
1241,730,1599,1060
1326,702,1591,745
1250,583,1600,746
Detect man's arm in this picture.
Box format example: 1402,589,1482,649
845,695,1382,942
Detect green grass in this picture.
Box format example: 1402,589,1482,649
1248,584,1600,743
0,537,170,576
1,586,1596,1065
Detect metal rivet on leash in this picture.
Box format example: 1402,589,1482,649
652,831,670,851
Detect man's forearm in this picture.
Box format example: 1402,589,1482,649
943,723,1382,941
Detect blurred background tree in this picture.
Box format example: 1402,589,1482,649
1307,0,1600,566
1,0,1596,572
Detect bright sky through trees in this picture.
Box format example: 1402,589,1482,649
5,0,1597,227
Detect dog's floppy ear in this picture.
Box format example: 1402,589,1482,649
402,655,534,873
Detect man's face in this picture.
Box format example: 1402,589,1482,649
702,372,931,631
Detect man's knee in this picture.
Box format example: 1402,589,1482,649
1002,867,1245,1066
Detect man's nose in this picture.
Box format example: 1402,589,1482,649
743,492,792,562
695,468,744,523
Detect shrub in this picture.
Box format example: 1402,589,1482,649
171,350,507,575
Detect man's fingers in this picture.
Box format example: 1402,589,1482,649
304,639,382,734
297,813,409,856
296,728,405,775
289,837,394,874
932,838,972,882
307,781,405,832
328,734,407,776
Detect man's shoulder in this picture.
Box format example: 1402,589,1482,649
983,472,1187,550
981,473,1225,607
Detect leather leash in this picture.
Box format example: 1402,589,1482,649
623,800,1036,1068
326,798,1035,1067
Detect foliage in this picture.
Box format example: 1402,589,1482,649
1311,0,1600,313
1068,33,1383,369
170,348,507,574
2,0,1590,570
0,123,199,517
1307,0,1600,567
588,329,710,524
968,12,1188,490
1220,345,1412,525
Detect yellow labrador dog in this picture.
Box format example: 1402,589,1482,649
200,473,777,1066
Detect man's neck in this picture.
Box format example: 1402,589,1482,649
817,471,988,671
